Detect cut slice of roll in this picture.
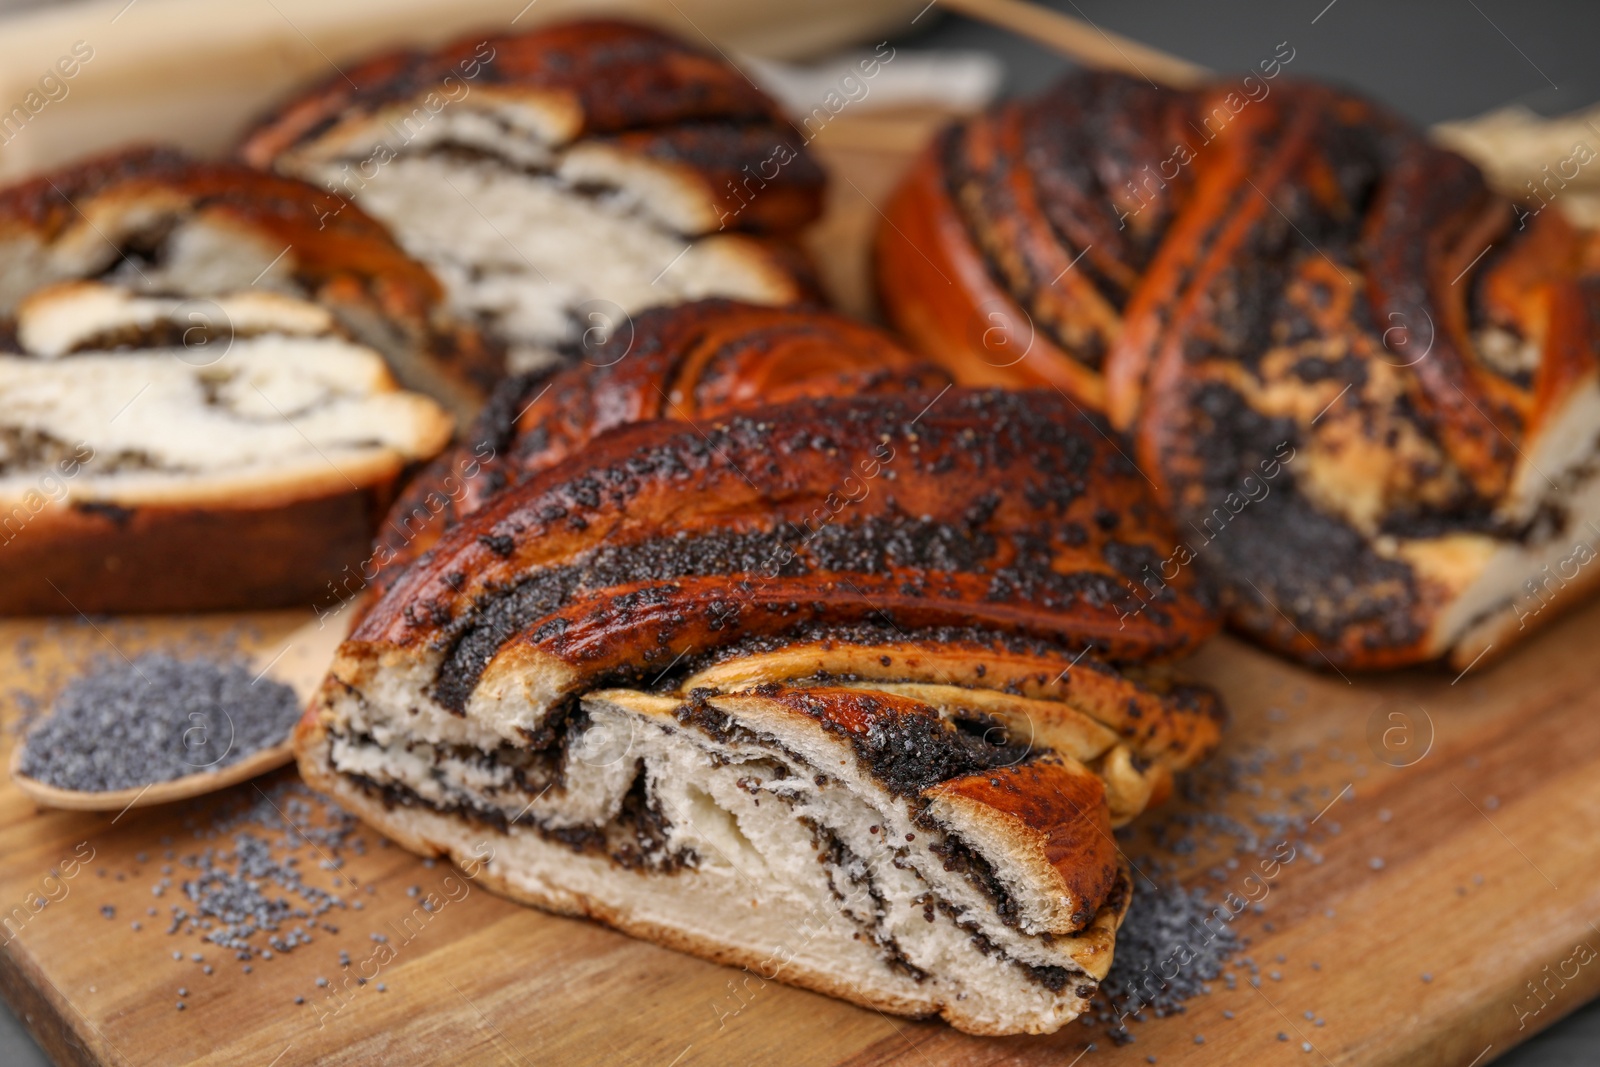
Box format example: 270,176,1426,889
0,147,458,613
299,380,1224,1035
240,19,824,374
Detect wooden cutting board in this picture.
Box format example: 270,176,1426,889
4,117,1600,1067
5,597,1600,1067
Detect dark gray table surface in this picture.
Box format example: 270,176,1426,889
2,1,1597,1063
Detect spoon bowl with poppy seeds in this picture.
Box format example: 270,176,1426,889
10,604,358,811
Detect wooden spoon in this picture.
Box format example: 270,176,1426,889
10,598,361,812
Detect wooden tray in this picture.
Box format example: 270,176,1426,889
3,30,1600,1067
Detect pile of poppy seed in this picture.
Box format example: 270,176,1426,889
1096,879,1241,1036
1083,722,1360,1052
18,654,300,792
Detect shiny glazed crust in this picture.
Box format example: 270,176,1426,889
368,299,952,592
878,72,1600,670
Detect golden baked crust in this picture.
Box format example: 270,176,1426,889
371,299,950,588
878,72,1600,670
361,388,1220,675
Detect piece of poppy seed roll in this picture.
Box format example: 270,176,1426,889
0,146,464,614
297,367,1225,1035
240,19,825,376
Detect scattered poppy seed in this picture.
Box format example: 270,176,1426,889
178,988,188,997
1302,1043,1312,1052
1421,973,1432,983
1369,857,1385,870
1278,1033,1289,1041
175,1002,185,1011
377,983,387,992
294,996,304,1005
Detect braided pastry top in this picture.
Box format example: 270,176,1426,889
879,72,1600,670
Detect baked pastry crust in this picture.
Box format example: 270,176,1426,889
299,301,1223,1035
878,72,1600,670
367,298,950,595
